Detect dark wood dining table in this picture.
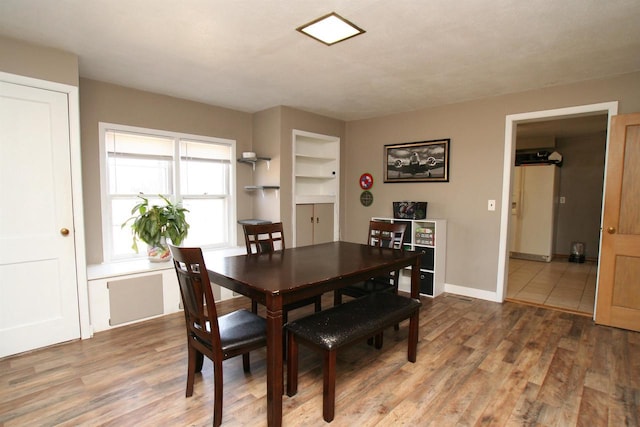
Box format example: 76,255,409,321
205,241,421,427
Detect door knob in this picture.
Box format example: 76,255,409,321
60,228,70,236
607,227,616,234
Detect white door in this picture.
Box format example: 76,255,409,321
0,81,80,357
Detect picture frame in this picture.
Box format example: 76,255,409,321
384,138,450,183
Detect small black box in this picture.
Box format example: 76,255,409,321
393,201,427,219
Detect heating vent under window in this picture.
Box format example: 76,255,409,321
108,274,163,326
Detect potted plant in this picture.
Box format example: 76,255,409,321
122,195,189,262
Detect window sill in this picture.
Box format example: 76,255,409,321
87,246,247,281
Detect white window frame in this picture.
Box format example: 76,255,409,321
98,122,237,262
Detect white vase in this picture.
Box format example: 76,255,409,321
147,238,171,262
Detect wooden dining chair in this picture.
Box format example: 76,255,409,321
334,220,408,305
169,244,267,427
242,222,322,321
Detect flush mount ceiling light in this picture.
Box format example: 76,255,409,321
297,12,365,46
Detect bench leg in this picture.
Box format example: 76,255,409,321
323,349,337,422
408,311,419,363
242,353,250,372
374,332,383,349
286,331,299,396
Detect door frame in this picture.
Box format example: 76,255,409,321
496,101,619,316
0,71,91,339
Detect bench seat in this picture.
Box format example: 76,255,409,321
285,292,421,422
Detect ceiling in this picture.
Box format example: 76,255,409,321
1,0,639,122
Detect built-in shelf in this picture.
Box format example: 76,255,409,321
244,185,280,190
295,153,335,161
295,174,337,179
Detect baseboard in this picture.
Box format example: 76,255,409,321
444,283,501,302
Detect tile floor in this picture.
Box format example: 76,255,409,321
506,257,597,316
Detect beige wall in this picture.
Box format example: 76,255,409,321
79,78,254,264
4,32,639,297
344,71,640,294
251,106,346,244
251,107,283,223
0,35,78,86
554,132,607,259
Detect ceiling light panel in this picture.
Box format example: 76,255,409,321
297,12,365,46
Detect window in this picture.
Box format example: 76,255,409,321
100,123,236,261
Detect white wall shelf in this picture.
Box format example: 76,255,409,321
237,156,271,171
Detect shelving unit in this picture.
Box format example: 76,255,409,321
294,140,338,203
372,217,447,297
293,130,340,245
238,156,280,192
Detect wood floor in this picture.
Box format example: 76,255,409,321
1,293,638,426
507,258,597,316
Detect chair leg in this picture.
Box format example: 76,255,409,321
333,290,342,306
323,349,337,422
251,299,258,314
286,331,299,396
242,353,250,372
195,350,204,373
213,359,224,427
408,312,419,363
315,297,322,312
186,344,197,397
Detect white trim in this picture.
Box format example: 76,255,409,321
497,102,619,315
445,283,501,302
0,71,91,340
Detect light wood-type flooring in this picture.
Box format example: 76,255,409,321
506,258,597,316
2,292,638,426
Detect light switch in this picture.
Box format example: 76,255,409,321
559,196,566,204
488,200,496,211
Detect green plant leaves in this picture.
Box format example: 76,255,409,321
121,195,190,252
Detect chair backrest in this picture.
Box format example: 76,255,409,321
368,220,407,249
169,245,221,351
242,222,285,254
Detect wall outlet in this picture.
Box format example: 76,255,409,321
559,196,566,204
488,199,496,211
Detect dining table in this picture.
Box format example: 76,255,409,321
205,240,421,427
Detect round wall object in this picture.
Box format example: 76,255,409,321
359,173,374,189
360,190,374,207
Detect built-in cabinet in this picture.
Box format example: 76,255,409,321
293,130,340,246
295,203,334,247
372,217,447,297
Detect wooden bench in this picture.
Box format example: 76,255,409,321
285,292,421,422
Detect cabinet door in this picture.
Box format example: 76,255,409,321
296,204,314,247
313,203,334,244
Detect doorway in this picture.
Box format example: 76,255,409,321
496,102,619,318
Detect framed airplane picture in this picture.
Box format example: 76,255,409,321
384,138,450,183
